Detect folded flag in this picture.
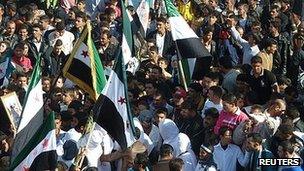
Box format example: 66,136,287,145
11,56,44,162
63,23,107,101
164,0,212,81
10,112,57,171
92,0,136,150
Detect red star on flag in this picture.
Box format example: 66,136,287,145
118,97,126,105
81,50,89,58
42,139,49,149
23,166,29,171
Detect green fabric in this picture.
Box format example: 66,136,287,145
87,34,107,95
122,1,133,51
9,112,55,170
181,58,191,86
22,55,41,106
164,0,180,17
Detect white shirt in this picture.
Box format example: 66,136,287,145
149,124,161,149
201,99,223,118
33,40,42,52
213,143,251,171
179,151,197,171
156,33,165,56
195,163,217,171
231,26,260,65
48,30,75,55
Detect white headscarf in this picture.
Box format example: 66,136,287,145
159,119,181,156
159,119,197,170
133,118,154,154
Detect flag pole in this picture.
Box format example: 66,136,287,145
175,42,188,91
163,0,188,91
73,114,96,168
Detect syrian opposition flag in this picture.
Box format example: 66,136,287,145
10,112,57,171
92,0,136,150
164,0,212,81
122,0,140,74
133,0,150,37
11,56,44,162
63,23,107,101
93,51,136,149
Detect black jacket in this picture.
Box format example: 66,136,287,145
147,30,175,60
28,38,52,66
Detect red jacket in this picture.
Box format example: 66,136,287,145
214,108,249,134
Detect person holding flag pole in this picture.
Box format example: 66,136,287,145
163,0,212,91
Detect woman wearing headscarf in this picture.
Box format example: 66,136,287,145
159,119,197,170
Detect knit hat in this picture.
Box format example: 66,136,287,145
200,144,213,154
173,88,187,98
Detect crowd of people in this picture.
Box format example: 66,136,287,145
0,0,304,170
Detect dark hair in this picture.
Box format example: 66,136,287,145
236,73,248,82
134,153,149,168
160,144,174,158
222,93,237,104
32,23,43,31
247,33,261,45
105,7,116,15
149,45,158,53
270,4,280,12
55,113,62,120
209,86,224,98
269,20,281,33
60,110,72,121
278,124,294,135
218,126,232,136
76,11,87,22
40,15,50,21
101,30,111,39
203,26,214,36
145,79,157,88
181,99,197,111
219,57,233,69
14,42,25,50
126,5,135,11
205,72,220,82
156,16,167,23
204,107,219,118
56,21,66,31
68,100,83,111
251,20,261,27
266,38,278,49
169,158,184,171
285,107,300,119
151,65,162,74
18,24,29,31
158,58,169,65
155,107,168,116
251,104,263,111
74,112,88,130
55,39,63,46
284,86,298,99
250,55,263,64
247,133,263,144
279,140,294,154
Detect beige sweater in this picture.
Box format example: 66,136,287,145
259,51,273,71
